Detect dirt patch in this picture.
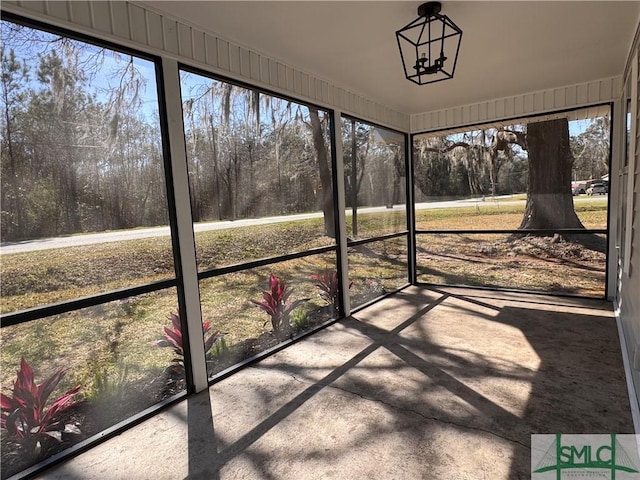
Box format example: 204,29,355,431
416,234,606,296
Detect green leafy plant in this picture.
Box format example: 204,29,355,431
251,274,308,336
152,313,222,373
85,362,130,404
290,307,310,330
311,269,352,310
209,336,230,359
0,358,82,454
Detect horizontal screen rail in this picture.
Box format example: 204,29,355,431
197,245,338,280
347,231,408,248
1,278,179,327
416,229,607,235
417,282,607,301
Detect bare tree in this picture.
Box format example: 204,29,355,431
308,108,335,237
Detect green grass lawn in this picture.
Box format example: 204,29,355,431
0,200,609,400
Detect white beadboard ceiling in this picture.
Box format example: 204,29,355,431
139,1,639,116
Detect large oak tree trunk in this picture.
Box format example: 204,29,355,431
518,118,584,231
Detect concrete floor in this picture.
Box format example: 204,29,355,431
37,286,634,480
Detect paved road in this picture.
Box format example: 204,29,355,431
0,195,606,255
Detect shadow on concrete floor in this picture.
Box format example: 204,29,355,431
37,286,634,480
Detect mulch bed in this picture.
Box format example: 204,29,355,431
1,306,337,479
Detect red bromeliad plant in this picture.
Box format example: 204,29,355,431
251,274,307,336
152,313,222,372
311,269,352,310
0,358,82,454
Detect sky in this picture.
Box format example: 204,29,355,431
2,19,160,122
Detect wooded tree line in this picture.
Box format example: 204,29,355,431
1,24,168,242
0,23,339,242
413,116,609,200
0,21,404,243
341,119,405,208
181,76,411,238
181,73,334,225
1,21,611,243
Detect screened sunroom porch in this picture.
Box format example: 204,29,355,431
1,1,640,479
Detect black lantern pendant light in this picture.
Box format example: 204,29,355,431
395,2,462,85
